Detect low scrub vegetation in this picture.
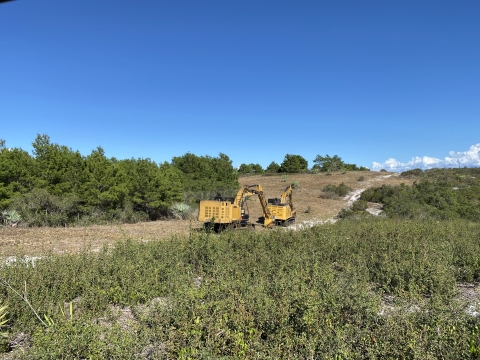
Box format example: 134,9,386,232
358,168,480,221
1,218,480,358
320,182,352,199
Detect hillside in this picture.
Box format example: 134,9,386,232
0,171,410,257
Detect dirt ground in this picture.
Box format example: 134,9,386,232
0,171,412,258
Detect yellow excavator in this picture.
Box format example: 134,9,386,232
267,184,297,226
197,184,296,231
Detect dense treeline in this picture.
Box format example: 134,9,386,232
355,167,480,221
0,135,238,226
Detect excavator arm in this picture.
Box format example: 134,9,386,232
243,184,276,227
280,184,295,212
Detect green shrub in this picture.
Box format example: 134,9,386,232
401,168,423,177
320,182,352,199
0,210,21,227
170,203,193,220
2,219,480,357
351,199,368,211
360,171,480,222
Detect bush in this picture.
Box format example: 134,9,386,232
2,219,480,357
401,168,422,177
0,210,21,227
170,203,193,220
351,199,368,211
357,176,366,182
320,182,352,199
360,171,480,222
11,189,80,227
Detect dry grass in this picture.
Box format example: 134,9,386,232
239,171,411,224
0,172,412,257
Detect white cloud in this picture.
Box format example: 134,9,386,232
371,143,480,172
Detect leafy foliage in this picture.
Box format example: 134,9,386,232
279,154,308,173
170,203,194,220
360,168,480,221
0,135,185,226
265,161,281,174
320,182,352,199
172,152,238,201
238,163,263,175
1,219,480,357
0,210,21,227
313,154,369,172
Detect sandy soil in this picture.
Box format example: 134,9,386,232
0,171,411,257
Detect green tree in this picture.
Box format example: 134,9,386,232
32,134,86,195
0,146,35,195
114,159,183,218
265,161,281,173
313,154,369,172
80,147,118,210
172,152,238,197
238,163,263,175
238,163,252,174
313,154,345,172
279,154,308,173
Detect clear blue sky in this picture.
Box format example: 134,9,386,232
1,0,479,171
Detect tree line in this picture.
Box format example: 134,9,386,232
0,135,368,226
0,135,239,226
238,154,369,175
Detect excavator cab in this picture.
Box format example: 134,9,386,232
267,198,282,206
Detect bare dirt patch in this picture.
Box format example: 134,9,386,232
239,171,407,226
1,172,411,257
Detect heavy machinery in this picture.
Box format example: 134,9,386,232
197,184,296,231
267,184,297,226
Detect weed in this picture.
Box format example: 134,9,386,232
1,219,480,357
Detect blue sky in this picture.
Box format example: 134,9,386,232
1,0,479,171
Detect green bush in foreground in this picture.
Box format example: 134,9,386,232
1,218,480,358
